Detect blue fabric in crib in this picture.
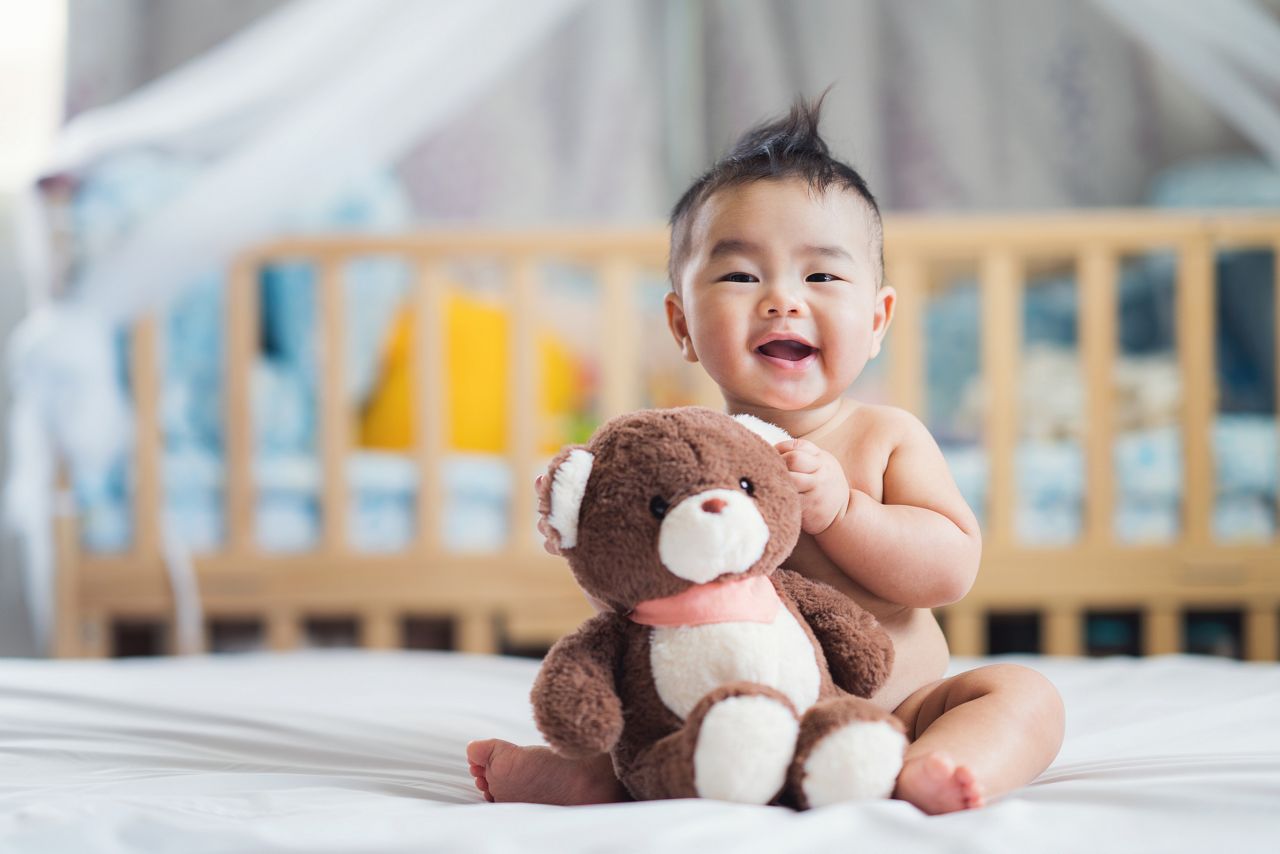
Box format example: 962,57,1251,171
942,415,1278,545
78,417,1274,554
79,448,516,554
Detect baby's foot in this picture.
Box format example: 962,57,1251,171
466,739,628,805
892,751,985,815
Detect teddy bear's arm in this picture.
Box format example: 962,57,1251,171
771,568,895,699
530,612,626,759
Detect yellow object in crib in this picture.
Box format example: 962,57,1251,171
358,292,584,454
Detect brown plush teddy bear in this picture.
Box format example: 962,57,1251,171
531,406,907,808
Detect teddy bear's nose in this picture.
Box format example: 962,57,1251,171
701,498,727,514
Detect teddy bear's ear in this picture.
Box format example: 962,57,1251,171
543,447,595,550
732,412,792,447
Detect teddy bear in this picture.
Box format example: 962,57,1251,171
530,406,908,808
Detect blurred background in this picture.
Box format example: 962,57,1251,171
2,0,1278,659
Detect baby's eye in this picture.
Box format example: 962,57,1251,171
720,272,759,283
806,273,838,283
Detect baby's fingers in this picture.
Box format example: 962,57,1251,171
786,470,818,493
536,515,563,555
781,449,822,474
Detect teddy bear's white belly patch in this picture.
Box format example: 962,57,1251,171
648,607,821,720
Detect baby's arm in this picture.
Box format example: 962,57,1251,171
780,409,981,608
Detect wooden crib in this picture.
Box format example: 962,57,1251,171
51,212,1280,661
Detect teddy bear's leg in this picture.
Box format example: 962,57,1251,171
785,695,908,809
622,681,800,804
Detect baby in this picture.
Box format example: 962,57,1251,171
468,95,1065,815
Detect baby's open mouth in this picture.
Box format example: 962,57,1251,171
756,339,817,361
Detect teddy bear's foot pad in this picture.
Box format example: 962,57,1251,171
800,719,907,807
692,695,799,803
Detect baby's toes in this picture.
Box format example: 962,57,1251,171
466,739,504,801
470,765,490,794
894,752,985,815
954,765,985,809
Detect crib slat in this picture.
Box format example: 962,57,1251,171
942,606,984,657
362,610,399,650
457,610,499,654
319,258,350,553
1245,604,1278,662
886,256,926,418
1079,247,1118,546
600,260,640,418
226,256,258,553
1274,240,1280,539
1144,603,1181,655
267,610,301,651
1176,238,1216,546
414,262,449,555
980,251,1022,548
131,318,162,561
1044,604,1083,656
509,258,539,553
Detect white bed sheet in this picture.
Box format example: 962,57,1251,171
1,651,1277,853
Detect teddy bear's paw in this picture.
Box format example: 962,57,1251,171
797,718,907,808
692,694,799,804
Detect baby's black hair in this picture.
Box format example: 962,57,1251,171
667,90,883,287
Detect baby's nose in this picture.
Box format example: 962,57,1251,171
701,498,727,514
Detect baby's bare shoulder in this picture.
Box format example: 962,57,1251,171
856,403,979,534
844,401,931,448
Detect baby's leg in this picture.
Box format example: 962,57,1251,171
466,740,628,805
890,663,1065,815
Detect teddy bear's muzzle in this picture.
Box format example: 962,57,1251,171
657,488,771,583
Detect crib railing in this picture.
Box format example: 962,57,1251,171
885,213,1280,660
57,213,1280,661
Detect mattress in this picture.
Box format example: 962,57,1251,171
1,651,1276,853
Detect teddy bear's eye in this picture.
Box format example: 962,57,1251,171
739,477,755,496
649,495,670,519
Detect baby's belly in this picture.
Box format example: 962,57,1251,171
648,608,822,719
869,608,951,713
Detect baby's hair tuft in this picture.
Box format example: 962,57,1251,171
668,89,883,287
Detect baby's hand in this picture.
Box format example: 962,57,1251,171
775,439,851,535
534,474,563,556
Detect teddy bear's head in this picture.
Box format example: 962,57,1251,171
539,407,801,614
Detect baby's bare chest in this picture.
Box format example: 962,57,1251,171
810,418,892,503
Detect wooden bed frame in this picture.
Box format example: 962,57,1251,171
51,212,1280,661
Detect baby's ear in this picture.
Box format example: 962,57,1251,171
539,445,595,550
732,413,792,447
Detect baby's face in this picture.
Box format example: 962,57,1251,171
666,178,893,413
